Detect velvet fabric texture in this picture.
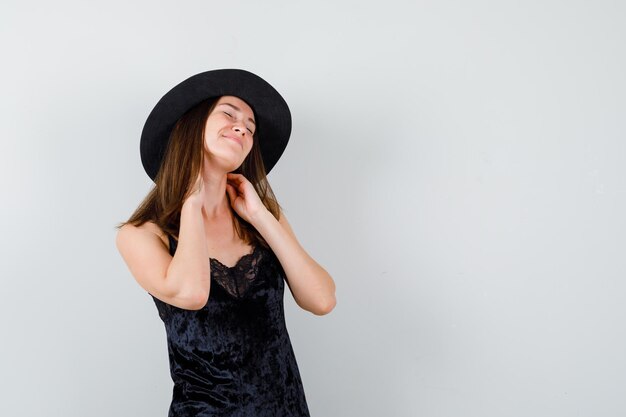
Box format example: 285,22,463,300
149,233,311,417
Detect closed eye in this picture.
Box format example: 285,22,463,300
223,111,254,135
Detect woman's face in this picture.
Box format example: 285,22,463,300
203,95,256,171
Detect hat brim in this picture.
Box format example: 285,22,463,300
140,68,291,181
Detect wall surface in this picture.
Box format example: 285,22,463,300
1,1,625,416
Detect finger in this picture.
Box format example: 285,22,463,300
227,172,245,182
227,175,242,184
226,183,237,201
227,179,242,190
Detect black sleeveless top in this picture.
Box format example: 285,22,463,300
149,233,311,417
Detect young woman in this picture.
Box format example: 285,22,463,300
115,69,336,416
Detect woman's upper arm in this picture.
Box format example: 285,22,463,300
115,223,203,310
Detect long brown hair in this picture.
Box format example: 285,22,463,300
115,96,282,249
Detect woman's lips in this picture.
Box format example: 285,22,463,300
223,135,242,147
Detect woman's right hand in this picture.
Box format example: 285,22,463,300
183,171,205,209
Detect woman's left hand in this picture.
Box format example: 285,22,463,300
225,172,266,224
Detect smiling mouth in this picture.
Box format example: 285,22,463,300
223,135,242,147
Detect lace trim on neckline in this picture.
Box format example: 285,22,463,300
209,244,259,270
210,245,264,299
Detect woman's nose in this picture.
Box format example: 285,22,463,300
232,124,246,135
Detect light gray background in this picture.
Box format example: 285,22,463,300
1,0,624,416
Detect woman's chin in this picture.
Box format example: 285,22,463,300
205,151,244,173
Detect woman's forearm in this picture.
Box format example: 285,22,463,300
165,201,211,309
252,209,336,315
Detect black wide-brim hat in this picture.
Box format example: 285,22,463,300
140,68,292,181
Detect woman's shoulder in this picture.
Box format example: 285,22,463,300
121,221,170,249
